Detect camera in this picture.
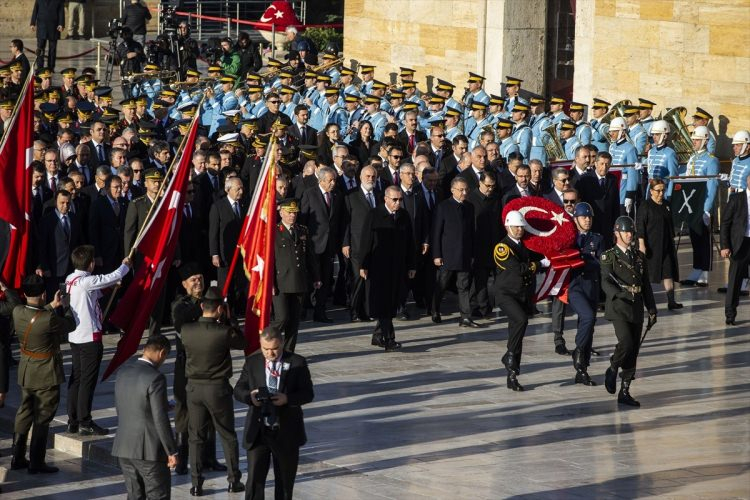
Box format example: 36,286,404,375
108,18,124,39
255,387,279,430
162,6,178,36
200,38,224,65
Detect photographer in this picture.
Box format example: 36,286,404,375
114,26,145,99
175,21,198,79
122,0,151,47
236,32,262,80
233,326,314,498
219,37,241,80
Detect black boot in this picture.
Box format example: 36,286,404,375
175,432,189,475
573,348,596,386
667,290,683,310
617,379,640,407
502,352,523,391
28,425,58,474
10,432,29,470
604,365,617,394
384,326,401,352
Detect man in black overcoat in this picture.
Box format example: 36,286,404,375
577,152,620,249
30,0,65,71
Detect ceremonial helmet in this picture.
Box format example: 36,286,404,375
732,130,750,156
609,117,627,142
691,125,709,151
573,202,594,218
614,216,635,233
504,210,526,227
650,120,670,146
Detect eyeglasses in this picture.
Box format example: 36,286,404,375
432,134,445,138
267,100,280,104
563,199,577,204
651,188,665,193
132,169,143,173
389,155,403,159
482,183,496,189
388,197,403,202
558,178,570,183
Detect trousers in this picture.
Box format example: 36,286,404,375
67,341,103,426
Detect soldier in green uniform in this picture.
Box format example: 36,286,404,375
11,275,75,473
181,286,247,495
0,279,22,409
601,216,657,407
272,198,316,353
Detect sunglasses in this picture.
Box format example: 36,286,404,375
267,100,280,104
132,169,143,173
390,155,403,159
563,199,577,204
388,197,403,202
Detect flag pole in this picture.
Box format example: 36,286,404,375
0,60,36,149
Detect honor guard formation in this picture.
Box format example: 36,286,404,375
0,21,749,498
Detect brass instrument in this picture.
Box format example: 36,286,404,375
542,123,566,160
309,56,344,74
122,70,177,82
662,106,695,164
600,99,631,144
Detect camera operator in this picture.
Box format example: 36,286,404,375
122,0,152,47
115,26,145,99
219,37,241,80
236,32,262,80
176,21,198,79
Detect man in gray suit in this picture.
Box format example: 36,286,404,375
112,335,178,499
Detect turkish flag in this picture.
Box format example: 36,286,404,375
229,140,278,354
102,111,200,381
0,71,34,288
257,0,301,30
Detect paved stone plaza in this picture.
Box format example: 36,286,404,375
0,248,748,499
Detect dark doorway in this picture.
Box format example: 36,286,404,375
546,0,576,102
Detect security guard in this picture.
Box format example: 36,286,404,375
493,211,547,391
601,216,657,407
680,126,719,287
273,199,315,352
729,130,750,192
182,286,246,495
589,98,611,152
11,275,75,473
646,120,679,200
568,203,604,386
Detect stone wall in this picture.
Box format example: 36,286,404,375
574,0,750,158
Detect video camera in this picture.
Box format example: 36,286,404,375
200,38,224,65
161,5,178,36
107,18,124,39
255,387,279,430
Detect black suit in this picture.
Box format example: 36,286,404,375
30,0,64,70
343,188,380,318
458,167,482,192
89,195,126,273
413,186,442,311
87,141,112,168
31,185,53,223
209,196,247,312
720,190,750,321
233,351,314,500
299,186,343,319
577,172,620,249
397,129,427,154
568,166,590,189
399,186,429,309
467,190,503,316
37,210,82,297
431,197,475,319
501,184,533,206
544,189,565,208
14,53,31,81
287,123,319,147
194,170,223,215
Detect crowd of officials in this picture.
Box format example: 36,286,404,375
1,32,750,498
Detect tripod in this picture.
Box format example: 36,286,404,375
104,36,119,86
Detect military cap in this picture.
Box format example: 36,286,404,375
638,98,656,109
219,75,236,84
245,72,262,81
614,216,635,232
359,64,375,73
388,90,405,99
76,101,96,113
505,76,523,86
435,79,455,91
143,63,160,71
470,101,488,111
489,95,505,106
399,67,415,76
0,67,10,77
57,111,76,124
271,118,289,131
22,274,46,297
569,101,586,112
402,102,419,111
278,85,296,95
298,144,317,159
559,119,578,131
252,135,270,148
512,102,530,113
278,68,295,79
622,105,640,116
74,75,88,84
495,118,514,129
428,95,446,105
46,89,61,100
138,121,157,136
36,67,52,79
185,69,201,78
278,198,300,213
152,99,170,110
343,93,360,103
60,67,77,76
246,84,264,93
135,96,149,107
203,286,223,302
592,98,610,109
160,88,178,98
267,58,283,67
363,94,380,105
218,132,241,145
340,67,355,77
240,118,259,129
316,73,332,82
444,107,462,118
178,101,197,112
178,261,203,281
40,102,59,117
428,116,446,129
693,107,712,120
94,86,113,97
323,87,339,97
9,61,23,71
101,106,121,118
550,96,566,105
371,80,387,90
84,79,99,90
467,72,485,83
82,67,96,77
143,168,164,180
303,70,318,79
33,92,46,103
401,81,418,89
174,119,192,131
207,65,222,73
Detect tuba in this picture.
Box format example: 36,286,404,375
662,106,695,164
600,99,631,143
542,123,566,160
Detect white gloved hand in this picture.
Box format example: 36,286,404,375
624,198,633,213
718,173,729,182
702,212,710,226
540,258,551,268
634,162,643,171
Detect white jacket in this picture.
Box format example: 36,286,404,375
66,264,130,344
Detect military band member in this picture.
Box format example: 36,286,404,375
549,96,568,125
569,101,592,145
560,119,581,160
359,64,376,95
729,130,750,192
465,101,491,149
608,117,639,214
434,79,462,114
692,107,716,155
511,102,532,160
529,95,551,164
601,216,657,407
646,119,679,200
487,95,506,125
463,72,489,119
362,94,389,141
503,76,522,114
679,126,719,288
494,211,548,391
273,199,315,353
623,105,647,157
444,107,463,142
638,98,657,136
496,118,519,161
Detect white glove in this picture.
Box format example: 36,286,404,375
634,162,643,171
624,198,633,213
702,212,710,226
719,173,729,182
540,258,551,268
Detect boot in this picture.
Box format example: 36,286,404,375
666,290,683,310
617,379,640,407
175,432,189,475
573,348,596,386
10,432,29,470
506,371,524,391
384,326,401,352
502,352,523,391
604,365,617,394
28,425,58,474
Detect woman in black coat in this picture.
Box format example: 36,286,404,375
349,121,379,166
637,178,682,310
316,123,340,166
357,186,416,351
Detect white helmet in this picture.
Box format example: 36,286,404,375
732,130,750,156
650,120,670,135
609,117,627,132
505,210,526,227
691,125,709,141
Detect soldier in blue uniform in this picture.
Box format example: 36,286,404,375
342,93,364,144
569,101,592,145
419,95,446,130
692,107,716,155
549,96,569,125
503,76,522,115
399,67,421,97
206,75,239,137
496,119,519,161
387,89,405,119
322,87,348,133
464,101,492,148
433,79,462,115
238,84,266,120
510,102,532,161
361,94,389,141
402,81,426,112
601,216,657,407
444,107,463,142
338,67,360,103
589,98,611,153
370,80,391,113
560,119,581,160
321,53,341,85
529,96,551,164
463,72,489,120
646,120,679,199
679,126,719,288
608,117,640,214
638,98,657,136
278,85,299,121
568,202,604,386
359,64,376,95
623,105,647,158
487,95,507,125
729,130,750,192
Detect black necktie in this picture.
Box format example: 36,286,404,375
61,215,70,239
233,202,240,218
97,144,105,163
300,126,306,143
599,177,605,188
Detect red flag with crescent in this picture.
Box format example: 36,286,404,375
502,196,583,302
257,1,301,30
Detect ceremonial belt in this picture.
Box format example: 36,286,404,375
20,310,55,360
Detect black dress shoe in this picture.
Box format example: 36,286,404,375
351,314,362,322
228,481,245,492
79,422,109,436
67,423,78,434
726,318,736,325
680,279,697,287
431,313,442,324
668,301,683,310
384,340,402,352
28,463,59,474
717,286,728,293
398,309,410,321
205,461,227,472
458,318,481,328
604,367,617,394
506,374,524,391
190,485,203,496
555,344,570,355
575,371,597,386
371,334,385,347
696,281,708,288
313,315,333,324
590,348,601,357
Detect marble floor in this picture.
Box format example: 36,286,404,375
0,250,748,499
